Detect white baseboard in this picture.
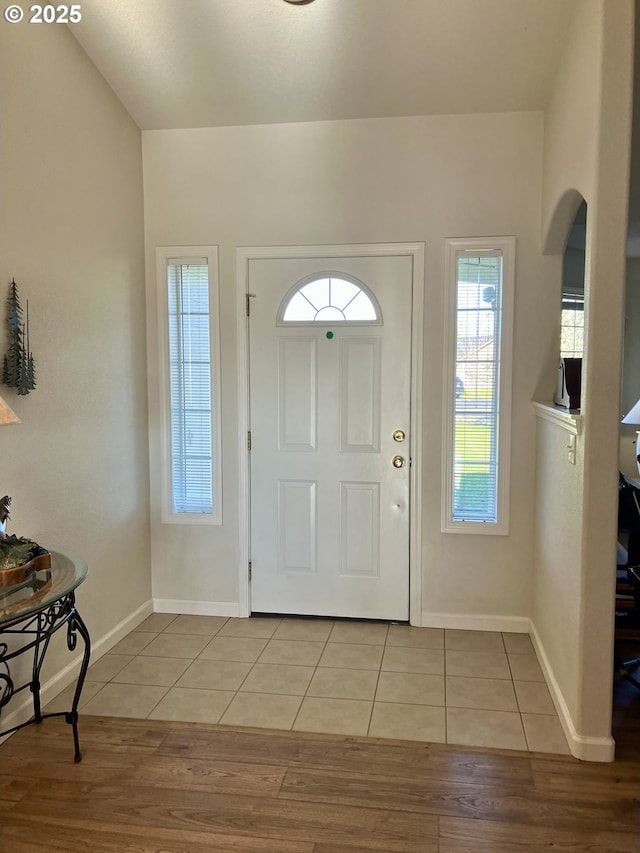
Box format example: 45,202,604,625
421,611,530,633
529,622,615,763
0,599,153,739
153,598,242,617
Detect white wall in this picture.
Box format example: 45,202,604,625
143,111,558,627
535,0,634,759
0,24,151,718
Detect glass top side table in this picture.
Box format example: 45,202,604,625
0,550,91,762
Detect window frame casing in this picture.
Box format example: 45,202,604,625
441,236,515,535
156,246,222,525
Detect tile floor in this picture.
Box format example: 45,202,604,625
47,614,571,754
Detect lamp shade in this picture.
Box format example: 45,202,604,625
0,395,19,425
622,399,640,425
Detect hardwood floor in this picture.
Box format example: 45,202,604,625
1,688,639,853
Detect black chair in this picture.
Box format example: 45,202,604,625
615,566,640,689
618,474,640,565
615,476,640,688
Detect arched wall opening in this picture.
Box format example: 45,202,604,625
543,188,587,256
559,199,587,409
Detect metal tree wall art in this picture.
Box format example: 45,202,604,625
2,279,36,395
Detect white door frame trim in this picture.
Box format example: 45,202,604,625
236,243,424,625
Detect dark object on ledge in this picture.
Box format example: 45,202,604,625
554,357,582,410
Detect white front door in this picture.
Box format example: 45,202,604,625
249,253,412,620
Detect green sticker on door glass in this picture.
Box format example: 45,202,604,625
326,331,334,339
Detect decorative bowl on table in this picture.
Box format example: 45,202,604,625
0,537,51,588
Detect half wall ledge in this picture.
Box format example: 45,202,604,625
532,401,582,435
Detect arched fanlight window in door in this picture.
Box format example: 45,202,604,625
278,274,382,324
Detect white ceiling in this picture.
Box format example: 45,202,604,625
70,0,579,131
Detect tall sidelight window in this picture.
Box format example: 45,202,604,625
442,237,515,534
157,247,222,524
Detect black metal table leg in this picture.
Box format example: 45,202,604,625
65,604,91,762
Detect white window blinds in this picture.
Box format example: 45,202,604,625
443,237,514,535
167,258,214,515
452,252,502,523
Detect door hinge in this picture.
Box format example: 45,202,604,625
246,292,256,316
248,430,252,451
248,561,252,580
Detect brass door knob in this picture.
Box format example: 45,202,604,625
393,430,406,442
392,455,405,468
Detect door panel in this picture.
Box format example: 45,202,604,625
278,480,316,574
249,254,412,620
340,337,381,452
340,481,380,578
278,338,317,450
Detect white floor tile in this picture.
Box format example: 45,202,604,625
69,615,567,756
